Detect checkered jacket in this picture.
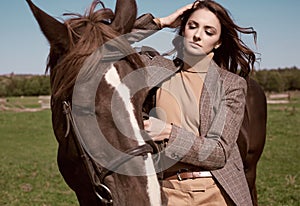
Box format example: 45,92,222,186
134,14,253,206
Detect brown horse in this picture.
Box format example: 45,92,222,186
238,77,267,206
26,0,266,205
26,0,162,205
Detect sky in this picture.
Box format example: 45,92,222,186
0,0,299,74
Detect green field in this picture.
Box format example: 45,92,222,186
0,94,299,205
256,92,300,205
0,110,77,205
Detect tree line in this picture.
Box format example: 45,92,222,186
0,74,50,97
0,67,299,97
251,67,300,92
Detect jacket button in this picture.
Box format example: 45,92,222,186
171,153,179,160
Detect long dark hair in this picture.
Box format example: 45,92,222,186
173,0,257,77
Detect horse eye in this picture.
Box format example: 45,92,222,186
101,19,111,24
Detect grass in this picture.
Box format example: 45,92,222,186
0,110,77,206
256,92,300,205
0,92,299,205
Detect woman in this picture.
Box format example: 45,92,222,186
134,0,257,205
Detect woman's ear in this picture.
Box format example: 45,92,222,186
214,42,222,49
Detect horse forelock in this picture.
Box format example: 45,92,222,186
48,0,143,100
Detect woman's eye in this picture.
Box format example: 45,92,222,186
188,24,197,29
205,31,213,36
205,30,215,36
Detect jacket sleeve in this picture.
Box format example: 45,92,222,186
127,13,161,43
164,76,247,170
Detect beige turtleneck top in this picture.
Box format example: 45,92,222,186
155,54,213,135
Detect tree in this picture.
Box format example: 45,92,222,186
24,77,42,96
265,71,285,92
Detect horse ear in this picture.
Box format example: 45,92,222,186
26,0,69,49
110,0,137,34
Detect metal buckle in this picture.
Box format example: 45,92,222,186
176,168,189,181
95,183,113,205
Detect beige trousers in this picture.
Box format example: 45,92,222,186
161,177,234,206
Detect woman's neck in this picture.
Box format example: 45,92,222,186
182,52,214,73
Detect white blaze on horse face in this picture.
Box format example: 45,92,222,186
104,64,161,206
104,64,143,144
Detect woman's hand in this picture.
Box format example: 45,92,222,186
158,3,194,28
143,117,172,141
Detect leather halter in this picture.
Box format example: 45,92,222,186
62,101,154,205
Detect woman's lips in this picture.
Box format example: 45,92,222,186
190,42,201,48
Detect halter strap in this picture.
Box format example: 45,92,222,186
62,101,155,205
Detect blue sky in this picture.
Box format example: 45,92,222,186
0,0,299,74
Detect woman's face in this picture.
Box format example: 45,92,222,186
183,8,221,56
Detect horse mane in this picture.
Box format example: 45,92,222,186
49,0,143,99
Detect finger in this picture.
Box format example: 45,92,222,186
152,135,163,142
177,3,193,14
171,18,182,28
152,134,168,142
143,120,150,126
143,120,150,130
170,3,193,28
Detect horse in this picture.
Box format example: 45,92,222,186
26,0,266,205
238,77,267,206
26,0,162,205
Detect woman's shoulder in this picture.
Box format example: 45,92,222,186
216,66,246,84
213,65,247,93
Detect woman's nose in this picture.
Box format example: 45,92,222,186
193,29,202,41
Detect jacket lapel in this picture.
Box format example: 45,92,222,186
199,61,223,135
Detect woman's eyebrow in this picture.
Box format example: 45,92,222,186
188,19,217,32
188,19,199,25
